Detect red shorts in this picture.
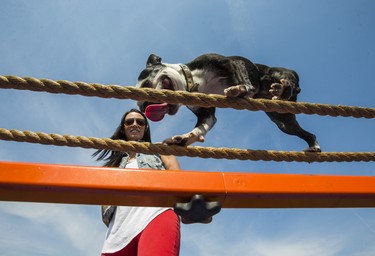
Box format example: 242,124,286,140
102,209,180,256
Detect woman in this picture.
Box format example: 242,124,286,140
93,109,181,256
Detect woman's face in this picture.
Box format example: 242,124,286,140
123,112,147,141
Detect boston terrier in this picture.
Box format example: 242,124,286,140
136,53,320,152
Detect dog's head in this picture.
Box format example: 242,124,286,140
136,54,188,120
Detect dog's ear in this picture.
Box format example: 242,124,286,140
147,54,162,67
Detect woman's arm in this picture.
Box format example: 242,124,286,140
160,155,181,170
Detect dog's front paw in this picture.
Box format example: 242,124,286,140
224,85,255,98
163,136,189,146
270,79,293,100
224,85,244,97
163,133,204,146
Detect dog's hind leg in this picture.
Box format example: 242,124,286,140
266,112,321,152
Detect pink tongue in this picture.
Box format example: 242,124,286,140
145,103,169,122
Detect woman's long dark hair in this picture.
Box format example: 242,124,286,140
92,109,151,167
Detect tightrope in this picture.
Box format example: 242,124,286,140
1,128,374,162
1,75,375,118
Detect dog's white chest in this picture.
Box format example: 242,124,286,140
191,70,229,95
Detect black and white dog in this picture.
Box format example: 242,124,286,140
136,53,320,152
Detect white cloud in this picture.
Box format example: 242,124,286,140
180,209,375,256
0,202,105,256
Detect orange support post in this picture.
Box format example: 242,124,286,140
0,161,374,208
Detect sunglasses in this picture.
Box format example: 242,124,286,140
124,118,147,126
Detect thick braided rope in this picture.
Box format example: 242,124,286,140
1,75,374,118
1,128,374,162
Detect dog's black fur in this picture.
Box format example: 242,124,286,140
136,53,320,152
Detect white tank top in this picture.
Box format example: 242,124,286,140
101,159,169,253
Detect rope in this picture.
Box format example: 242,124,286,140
1,75,374,118
1,128,374,162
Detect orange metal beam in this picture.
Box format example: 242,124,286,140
0,161,374,208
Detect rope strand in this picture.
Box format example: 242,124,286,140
1,128,374,162
1,75,374,118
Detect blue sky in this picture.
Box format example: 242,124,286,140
1,0,374,255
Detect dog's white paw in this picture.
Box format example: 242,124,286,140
303,146,321,153
224,85,254,98
303,142,321,153
224,86,242,97
163,132,204,146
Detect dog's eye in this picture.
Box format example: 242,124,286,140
142,81,151,88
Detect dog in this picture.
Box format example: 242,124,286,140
136,53,321,152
